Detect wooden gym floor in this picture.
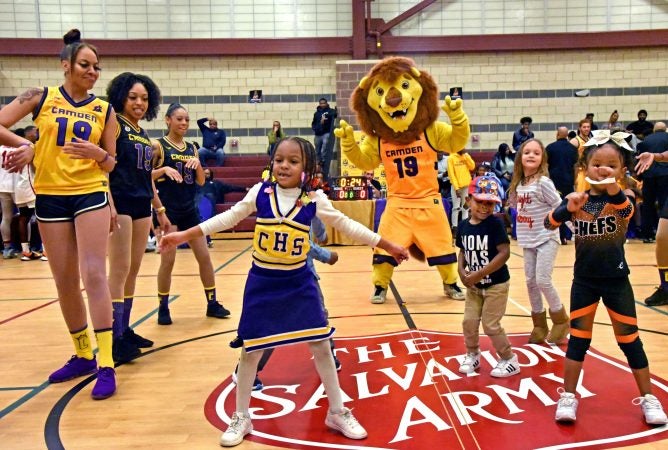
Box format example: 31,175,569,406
0,238,666,449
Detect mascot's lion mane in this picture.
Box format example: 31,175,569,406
351,57,440,145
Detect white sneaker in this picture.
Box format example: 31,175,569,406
325,407,367,439
632,394,668,425
555,388,578,422
459,352,481,374
490,354,520,378
220,412,253,447
443,282,465,300
370,286,387,304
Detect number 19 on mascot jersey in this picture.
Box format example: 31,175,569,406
334,56,470,303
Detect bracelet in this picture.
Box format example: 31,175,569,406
97,152,110,164
156,206,166,214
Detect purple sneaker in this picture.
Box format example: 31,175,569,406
48,355,97,383
92,367,116,400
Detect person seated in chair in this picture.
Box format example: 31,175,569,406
197,117,227,167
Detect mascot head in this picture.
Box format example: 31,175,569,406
351,57,440,145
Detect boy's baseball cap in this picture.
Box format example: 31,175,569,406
468,175,503,203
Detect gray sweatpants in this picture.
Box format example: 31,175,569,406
523,239,562,313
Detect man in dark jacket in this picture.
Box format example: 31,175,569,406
546,126,578,244
197,117,227,167
311,98,337,179
512,116,534,151
627,109,654,140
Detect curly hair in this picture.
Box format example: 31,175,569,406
269,137,317,195
351,57,440,145
106,72,162,121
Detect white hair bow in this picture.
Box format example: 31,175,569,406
583,129,634,152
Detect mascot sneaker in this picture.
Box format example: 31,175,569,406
370,285,387,304
444,282,465,300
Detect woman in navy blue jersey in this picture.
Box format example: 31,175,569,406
106,72,171,362
152,103,230,324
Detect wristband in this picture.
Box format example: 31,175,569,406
156,206,166,214
97,152,110,164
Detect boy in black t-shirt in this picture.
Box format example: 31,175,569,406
456,175,519,378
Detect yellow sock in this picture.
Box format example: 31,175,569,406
437,262,459,285
371,262,394,289
95,329,114,368
70,327,94,360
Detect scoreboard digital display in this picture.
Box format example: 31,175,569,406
329,176,369,200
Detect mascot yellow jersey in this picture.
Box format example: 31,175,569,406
32,86,111,195
379,133,439,204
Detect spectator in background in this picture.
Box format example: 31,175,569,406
491,143,515,191
437,151,450,198
363,170,382,199
0,143,16,259
636,122,668,244
197,168,249,206
197,117,227,167
476,161,492,177
447,148,475,231
512,116,534,151
627,109,654,140
545,126,579,244
267,120,285,155
585,113,598,131
311,98,337,180
13,126,46,261
602,110,623,130
570,118,592,157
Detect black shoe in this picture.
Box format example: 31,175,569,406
645,287,668,306
206,301,231,318
112,337,141,364
158,305,172,325
123,328,154,348
643,237,656,244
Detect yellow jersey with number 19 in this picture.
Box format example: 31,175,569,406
32,86,111,195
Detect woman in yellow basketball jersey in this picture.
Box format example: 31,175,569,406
0,29,119,400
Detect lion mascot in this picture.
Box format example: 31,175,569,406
334,56,470,303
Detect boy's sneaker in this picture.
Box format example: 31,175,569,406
632,394,668,425
2,248,16,259
220,412,253,447
459,352,481,374
370,285,387,304
48,355,97,383
555,388,578,422
40,250,48,261
490,354,520,378
91,367,116,400
21,250,42,261
112,336,141,364
207,301,231,318
645,287,668,307
444,282,465,300
123,328,154,348
325,407,368,439
157,305,172,325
